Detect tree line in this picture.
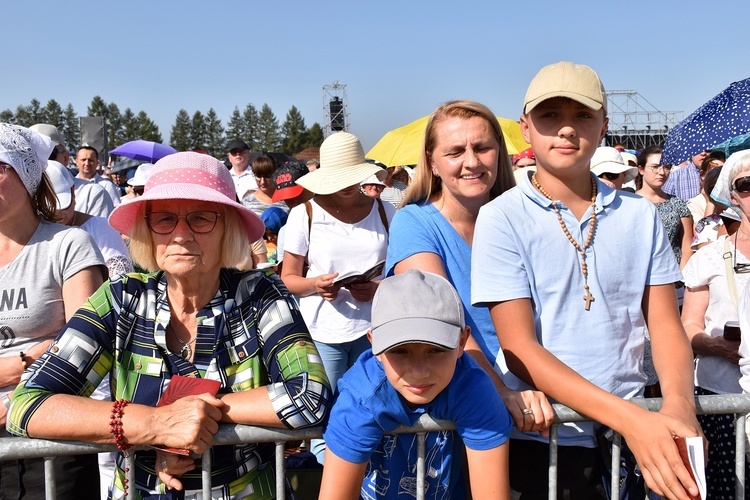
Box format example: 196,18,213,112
1,97,324,159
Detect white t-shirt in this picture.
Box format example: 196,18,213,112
230,169,258,200
73,178,114,217
683,235,749,394
283,199,394,344
0,221,104,395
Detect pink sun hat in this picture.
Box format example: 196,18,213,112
109,151,265,241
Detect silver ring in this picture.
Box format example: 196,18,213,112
161,460,169,468
521,408,534,416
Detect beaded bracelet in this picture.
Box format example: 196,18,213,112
19,352,27,371
110,399,131,451
110,399,132,496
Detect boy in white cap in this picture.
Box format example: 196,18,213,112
320,269,511,499
472,62,703,499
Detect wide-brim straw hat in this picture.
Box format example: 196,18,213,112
109,151,265,241
295,132,385,195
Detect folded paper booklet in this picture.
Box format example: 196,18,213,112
333,260,385,287
154,375,222,455
674,435,706,500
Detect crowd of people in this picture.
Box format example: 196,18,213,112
1,59,749,500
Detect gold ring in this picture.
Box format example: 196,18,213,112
522,408,533,416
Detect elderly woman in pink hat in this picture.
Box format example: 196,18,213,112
8,152,332,499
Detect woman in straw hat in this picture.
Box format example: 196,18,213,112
9,151,332,499
0,123,106,499
385,100,554,440
280,132,394,458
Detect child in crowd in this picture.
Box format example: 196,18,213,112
471,61,704,499
319,269,511,499
260,206,288,267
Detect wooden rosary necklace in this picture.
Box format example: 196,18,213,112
531,173,598,311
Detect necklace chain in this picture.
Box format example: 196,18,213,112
531,173,598,311
168,323,197,360
329,194,362,223
438,200,473,244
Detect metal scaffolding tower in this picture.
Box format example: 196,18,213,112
605,91,684,151
323,82,349,137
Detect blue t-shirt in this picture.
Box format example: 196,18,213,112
386,202,502,371
324,350,511,499
472,173,682,446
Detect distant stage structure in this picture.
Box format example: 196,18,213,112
605,91,684,151
323,81,349,137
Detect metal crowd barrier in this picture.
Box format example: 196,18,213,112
2,394,750,500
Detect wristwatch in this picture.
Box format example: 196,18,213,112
1,394,10,410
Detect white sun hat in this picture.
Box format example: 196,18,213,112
295,132,386,195
590,146,638,183
127,163,154,187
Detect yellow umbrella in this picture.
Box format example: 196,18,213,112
366,115,529,167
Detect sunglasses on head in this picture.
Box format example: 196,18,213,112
733,176,750,193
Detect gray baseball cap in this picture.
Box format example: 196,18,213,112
370,270,464,355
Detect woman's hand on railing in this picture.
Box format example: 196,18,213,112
498,388,554,437
152,394,224,454
155,449,196,491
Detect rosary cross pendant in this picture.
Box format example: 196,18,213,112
583,291,595,311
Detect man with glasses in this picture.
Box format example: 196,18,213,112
226,138,257,199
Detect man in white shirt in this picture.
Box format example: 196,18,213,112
227,138,258,199
75,145,121,211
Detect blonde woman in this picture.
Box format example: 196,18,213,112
386,100,554,435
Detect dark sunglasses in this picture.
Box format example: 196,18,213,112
733,176,750,193
599,172,621,181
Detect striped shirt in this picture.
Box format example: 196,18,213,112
9,268,331,499
662,162,701,200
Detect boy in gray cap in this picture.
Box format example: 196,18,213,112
320,269,511,499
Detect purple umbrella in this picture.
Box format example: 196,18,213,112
110,140,177,162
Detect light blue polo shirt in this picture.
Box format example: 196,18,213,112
471,171,682,447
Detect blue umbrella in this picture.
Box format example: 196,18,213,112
662,77,750,165
110,140,177,162
710,130,750,157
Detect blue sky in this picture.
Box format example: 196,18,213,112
4,1,749,152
